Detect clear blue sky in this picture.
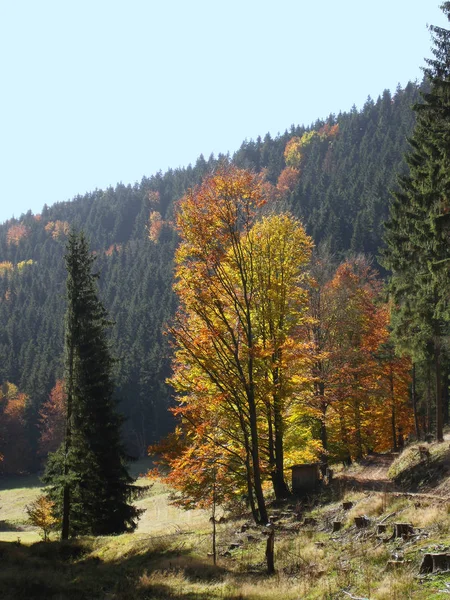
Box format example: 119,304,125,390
0,1,447,223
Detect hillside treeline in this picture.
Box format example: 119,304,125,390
0,81,422,473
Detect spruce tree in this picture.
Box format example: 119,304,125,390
44,230,141,538
383,3,450,442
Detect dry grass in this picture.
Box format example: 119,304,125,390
2,468,450,599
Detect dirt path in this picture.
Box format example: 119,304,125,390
334,451,450,500
334,453,398,492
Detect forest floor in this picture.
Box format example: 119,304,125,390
1,450,450,599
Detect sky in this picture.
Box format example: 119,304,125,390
0,1,447,224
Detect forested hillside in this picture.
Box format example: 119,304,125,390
0,81,421,471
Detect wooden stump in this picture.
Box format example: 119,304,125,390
354,516,370,528
303,517,317,526
342,501,353,511
377,524,387,535
265,525,275,575
332,521,342,532
393,523,414,539
420,553,450,574
418,445,430,461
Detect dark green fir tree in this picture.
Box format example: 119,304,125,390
383,2,450,442
44,230,142,538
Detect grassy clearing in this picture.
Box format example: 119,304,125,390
2,460,450,599
388,440,450,494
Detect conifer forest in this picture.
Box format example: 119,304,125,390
2,2,450,555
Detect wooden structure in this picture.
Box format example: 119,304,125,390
420,553,450,574
290,463,321,496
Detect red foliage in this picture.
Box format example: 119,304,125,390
39,380,66,457
276,167,300,196
0,382,33,474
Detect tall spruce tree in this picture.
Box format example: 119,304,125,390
383,3,450,442
44,231,141,538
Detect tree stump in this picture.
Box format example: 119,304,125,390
377,524,387,535
332,521,342,532
265,524,275,575
386,560,404,570
303,517,317,526
393,523,414,539
420,553,450,574
354,516,370,528
418,445,430,461
342,501,353,510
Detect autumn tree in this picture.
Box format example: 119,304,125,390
321,259,413,460
38,379,66,458
163,166,313,522
0,382,32,474
26,495,58,541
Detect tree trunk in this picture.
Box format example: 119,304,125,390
265,526,275,575
319,382,328,476
435,344,444,442
248,396,268,523
443,367,449,426
272,365,290,499
411,363,421,440
390,367,398,452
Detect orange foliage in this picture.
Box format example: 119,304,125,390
0,382,32,474
7,224,30,246
105,244,122,256
318,123,339,139
148,211,164,243
319,260,413,460
276,167,300,196
45,220,70,239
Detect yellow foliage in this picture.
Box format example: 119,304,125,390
17,259,34,271
0,262,14,275
26,495,58,541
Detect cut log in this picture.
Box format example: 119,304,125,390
420,553,450,574
354,516,370,528
342,501,354,511
333,521,342,532
386,560,405,570
393,523,414,539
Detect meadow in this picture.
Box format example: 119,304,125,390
1,452,450,599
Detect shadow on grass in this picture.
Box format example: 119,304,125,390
0,473,43,491
0,520,25,532
0,536,252,600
